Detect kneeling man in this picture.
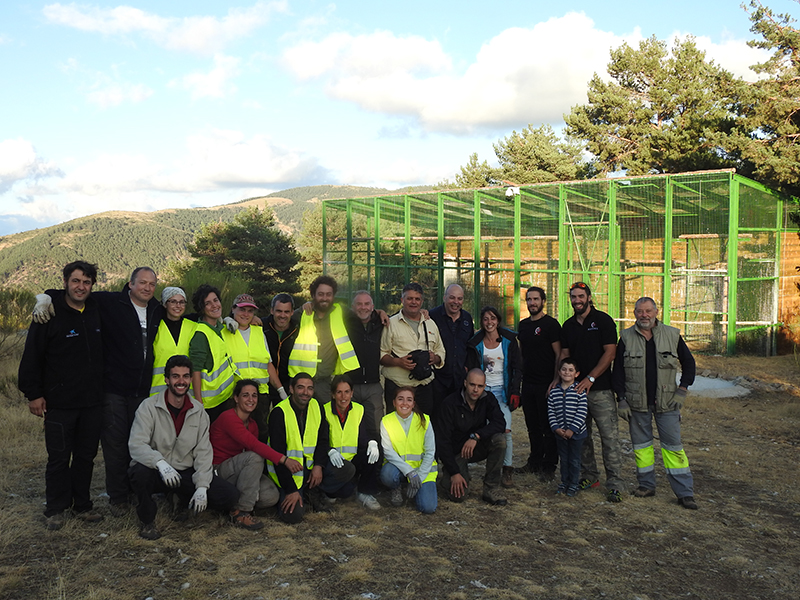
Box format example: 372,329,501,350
128,355,239,539
437,369,508,506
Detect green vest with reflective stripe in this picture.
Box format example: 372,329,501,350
222,325,271,394
267,398,322,489
288,304,360,377
381,412,437,483
195,322,238,409
323,401,363,461
619,321,681,413
150,319,197,396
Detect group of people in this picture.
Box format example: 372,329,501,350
18,262,699,540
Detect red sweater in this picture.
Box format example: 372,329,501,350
209,408,284,466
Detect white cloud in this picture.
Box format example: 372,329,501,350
42,1,287,55
170,54,241,99
0,138,62,194
690,34,769,81
87,80,153,107
282,12,769,134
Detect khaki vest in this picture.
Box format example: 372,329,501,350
150,319,197,396
619,322,681,412
223,325,272,393
288,304,360,377
267,398,322,489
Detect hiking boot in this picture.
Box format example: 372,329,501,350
357,493,381,511
139,522,161,540
607,489,623,503
389,488,404,507
566,485,580,497
632,486,656,498
679,496,698,510
579,478,600,490
45,512,66,531
482,487,508,506
501,467,515,488
74,510,104,524
109,502,131,517
230,510,265,531
308,488,332,513
514,463,539,475
555,483,567,495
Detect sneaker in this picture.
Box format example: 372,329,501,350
139,522,161,540
357,493,381,511
74,510,104,524
109,502,131,517
632,486,656,498
555,483,567,495
579,478,600,490
230,510,265,531
607,489,623,503
389,488,404,507
45,512,66,531
679,496,698,510
501,467,515,488
566,485,580,497
482,487,508,506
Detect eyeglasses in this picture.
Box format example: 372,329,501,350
166,300,186,306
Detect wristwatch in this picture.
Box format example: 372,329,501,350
469,433,479,441
587,376,596,383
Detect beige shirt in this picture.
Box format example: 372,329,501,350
380,311,446,387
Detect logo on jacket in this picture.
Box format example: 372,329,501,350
535,327,542,335
66,329,79,338
588,321,598,331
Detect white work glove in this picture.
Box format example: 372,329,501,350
617,399,632,422
156,459,181,488
277,386,289,401
223,316,238,333
33,294,55,324
328,448,344,469
673,388,687,410
189,486,208,514
366,440,380,464
407,470,422,498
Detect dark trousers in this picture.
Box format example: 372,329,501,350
438,433,506,499
556,436,585,488
252,392,272,444
522,383,558,472
128,463,239,524
384,378,435,418
43,406,102,516
277,459,357,524
351,450,380,496
205,397,233,424
101,392,146,505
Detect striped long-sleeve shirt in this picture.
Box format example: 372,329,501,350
547,383,588,439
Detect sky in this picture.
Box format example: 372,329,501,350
1,0,798,236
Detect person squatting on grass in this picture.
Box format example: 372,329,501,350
379,386,438,514
128,355,239,540
19,261,105,530
210,378,304,531
547,358,588,496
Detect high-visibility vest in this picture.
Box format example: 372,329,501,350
222,325,271,394
323,401,363,461
381,412,438,483
288,304,360,377
267,398,322,489
150,319,197,396
194,322,238,409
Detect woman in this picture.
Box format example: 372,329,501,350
466,306,522,488
188,284,237,422
210,379,303,529
150,287,197,396
379,386,437,514
223,293,287,441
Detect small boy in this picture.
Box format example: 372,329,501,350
547,358,588,496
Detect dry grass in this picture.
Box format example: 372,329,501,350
1,354,799,599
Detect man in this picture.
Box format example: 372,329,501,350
33,265,163,515
380,282,446,417
267,373,356,524
264,293,300,409
344,290,385,432
19,261,104,530
516,286,561,480
613,297,698,509
560,282,625,502
429,283,473,399
150,287,197,396
128,355,239,540
436,369,508,506
288,276,360,404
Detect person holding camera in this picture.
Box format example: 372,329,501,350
380,283,446,419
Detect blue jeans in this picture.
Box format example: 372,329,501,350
486,384,513,467
380,463,437,514
556,436,585,488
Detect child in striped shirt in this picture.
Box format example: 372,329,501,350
548,358,588,496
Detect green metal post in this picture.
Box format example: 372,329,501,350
727,176,740,355
374,198,381,307
321,201,327,276
514,189,522,328
404,195,411,284
346,200,353,293
473,191,481,314
558,183,569,321
608,181,619,318
663,176,673,325
773,194,784,356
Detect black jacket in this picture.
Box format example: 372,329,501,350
465,327,523,399
264,313,300,395
19,292,103,409
429,305,473,391
344,309,383,384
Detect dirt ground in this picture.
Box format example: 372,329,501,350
1,355,799,600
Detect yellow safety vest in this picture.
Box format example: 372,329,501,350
150,319,197,396
288,304,360,377
382,412,438,483
267,398,322,489
194,322,238,409
323,401,363,461
222,324,272,394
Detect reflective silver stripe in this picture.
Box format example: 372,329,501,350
251,377,269,385
402,453,423,461
334,335,350,345
289,359,319,368
294,343,319,351
286,450,303,459
248,361,272,370
201,374,234,398
203,362,231,381
150,384,167,394
638,464,655,473
429,464,438,473
339,349,357,360
632,441,653,451
665,466,692,475
337,446,358,454
153,367,165,375
303,445,316,455
234,361,249,369
661,442,684,452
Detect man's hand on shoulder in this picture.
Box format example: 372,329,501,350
33,294,55,324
